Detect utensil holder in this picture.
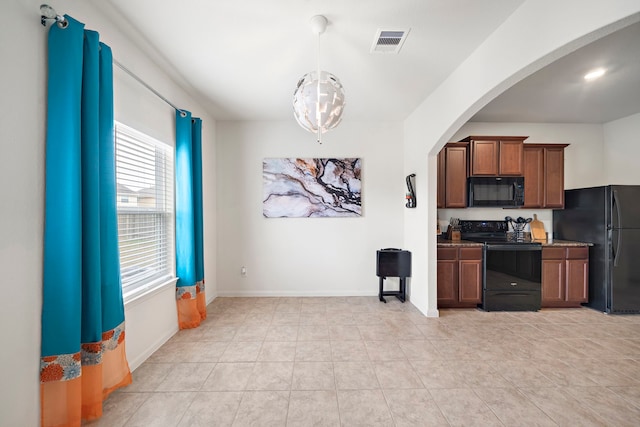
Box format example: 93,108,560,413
447,228,461,241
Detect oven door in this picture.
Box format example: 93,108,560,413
482,244,542,311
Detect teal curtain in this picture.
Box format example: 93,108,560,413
175,111,206,328
41,16,131,425
192,118,205,285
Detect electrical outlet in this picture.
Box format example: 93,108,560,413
241,266,247,277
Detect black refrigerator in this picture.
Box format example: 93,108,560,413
553,185,640,313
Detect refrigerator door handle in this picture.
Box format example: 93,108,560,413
613,189,621,230
612,189,621,267
612,229,621,267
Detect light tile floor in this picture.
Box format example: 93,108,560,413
87,297,640,426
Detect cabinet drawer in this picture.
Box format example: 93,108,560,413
459,247,482,260
437,248,458,260
542,247,565,260
566,246,588,259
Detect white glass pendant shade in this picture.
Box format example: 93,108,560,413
293,70,345,135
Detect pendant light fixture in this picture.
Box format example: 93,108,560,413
293,15,345,144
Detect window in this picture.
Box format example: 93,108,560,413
115,122,174,297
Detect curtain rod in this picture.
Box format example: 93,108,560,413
113,59,187,117
40,4,187,117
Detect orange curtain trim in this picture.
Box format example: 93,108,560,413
81,364,103,421
196,290,207,320
41,337,132,426
101,341,132,398
177,294,206,329
41,377,82,427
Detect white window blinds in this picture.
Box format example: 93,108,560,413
115,122,174,295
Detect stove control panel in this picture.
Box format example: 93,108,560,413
459,220,509,233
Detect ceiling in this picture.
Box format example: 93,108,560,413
100,1,639,125
471,21,640,124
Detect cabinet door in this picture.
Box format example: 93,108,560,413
542,259,565,302
566,258,588,303
437,260,458,305
459,259,482,303
498,140,524,176
523,147,544,208
544,147,565,208
437,148,446,208
470,140,498,176
445,146,467,208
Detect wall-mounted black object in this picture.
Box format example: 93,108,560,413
405,174,416,208
376,248,411,303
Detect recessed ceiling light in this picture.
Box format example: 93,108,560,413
584,68,606,81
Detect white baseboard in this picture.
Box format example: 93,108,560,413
426,308,440,317
128,326,178,372
206,292,217,305
215,290,378,297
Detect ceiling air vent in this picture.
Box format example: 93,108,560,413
370,28,410,54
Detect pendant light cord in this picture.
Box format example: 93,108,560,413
316,30,322,144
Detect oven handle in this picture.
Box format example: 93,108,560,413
485,244,542,251
489,292,537,297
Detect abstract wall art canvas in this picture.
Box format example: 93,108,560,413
263,158,362,218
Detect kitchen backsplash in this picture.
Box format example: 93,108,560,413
437,208,553,236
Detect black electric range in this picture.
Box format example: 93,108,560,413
460,220,540,245
460,220,542,311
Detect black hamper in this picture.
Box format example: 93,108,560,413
376,248,411,303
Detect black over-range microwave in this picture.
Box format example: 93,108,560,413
467,176,524,207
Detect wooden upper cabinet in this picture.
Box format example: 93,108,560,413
437,149,446,208
499,140,525,175
461,136,526,176
523,147,545,208
437,143,468,208
470,140,498,175
445,145,468,208
523,144,568,209
544,147,565,208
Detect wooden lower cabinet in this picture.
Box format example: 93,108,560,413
437,246,482,308
541,246,589,307
542,258,565,302
436,258,458,305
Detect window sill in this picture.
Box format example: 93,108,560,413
123,277,177,308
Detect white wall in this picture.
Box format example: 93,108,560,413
0,1,216,423
216,121,404,296
404,0,640,317
604,112,640,184
1,2,47,424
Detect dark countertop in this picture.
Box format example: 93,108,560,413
541,239,593,247
437,237,484,247
437,237,592,247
